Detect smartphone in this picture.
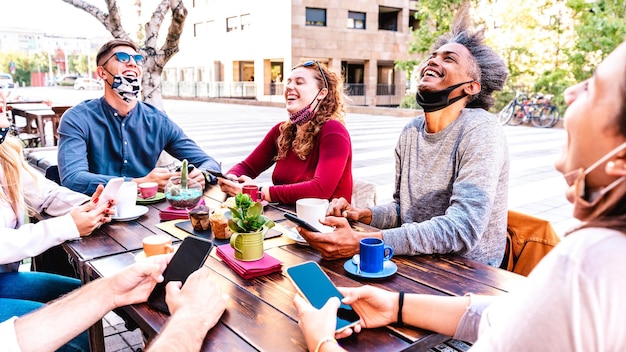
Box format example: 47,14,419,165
147,236,214,314
284,213,320,233
286,261,360,332
176,164,196,173
99,177,124,203
204,168,227,179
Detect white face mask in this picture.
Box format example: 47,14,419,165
563,141,626,222
110,74,142,102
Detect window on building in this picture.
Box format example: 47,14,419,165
207,20,215,35
347,11,366,29
379,7,400,32
194,22,206,37
227,16,239,32
241,14,251,30
377,65,395,95
306,8,327,26
342,62,365,96
409,10,418,30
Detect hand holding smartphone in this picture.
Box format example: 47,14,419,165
147,236,214,314
286,261,360,332
99,177,124,203
284,213,320,233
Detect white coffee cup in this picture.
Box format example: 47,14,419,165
115,181,138,217
296,198,331,233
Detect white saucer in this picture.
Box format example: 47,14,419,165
284,227,309,245
343,257,398,279
111,205,149,221
134,251,147,262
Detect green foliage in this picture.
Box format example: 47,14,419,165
228,193,274,233
400,94,418,109
566,0,626,81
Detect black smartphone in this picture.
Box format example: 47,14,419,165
286,261,360,332
176,164,196,173
284,213,320,233
204,169,227,179
147,236,214,314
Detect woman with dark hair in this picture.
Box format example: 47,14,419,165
219,61,352,205
294,40,626,352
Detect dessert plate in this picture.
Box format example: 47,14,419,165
343,256,398,279
111,205,149,221
136,192,165,205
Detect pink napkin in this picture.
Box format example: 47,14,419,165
215,244,282,279
159,199,205,221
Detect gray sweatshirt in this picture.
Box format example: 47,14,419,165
371,108,509,266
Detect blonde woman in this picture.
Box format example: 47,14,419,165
219,61,353,204
0,92,112,351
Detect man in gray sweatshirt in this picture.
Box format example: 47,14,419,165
299,21,509,267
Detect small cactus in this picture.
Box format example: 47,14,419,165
181,159,188,189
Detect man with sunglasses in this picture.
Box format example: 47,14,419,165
58,39,221,195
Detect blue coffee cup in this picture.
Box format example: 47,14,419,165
359,238,394,273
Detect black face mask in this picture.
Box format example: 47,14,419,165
415,80,474,112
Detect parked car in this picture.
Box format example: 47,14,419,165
73,77,103,90
56,75,79,87
0,73,15,89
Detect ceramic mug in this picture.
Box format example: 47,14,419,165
359,238,394,273
296,198,329,232
138,181,158,199
115,182,138,218
142,234,175,257
230,231,264,261
242,185,263,202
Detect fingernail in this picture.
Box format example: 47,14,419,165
93,197,99,204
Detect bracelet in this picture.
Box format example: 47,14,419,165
314,337,337,352
397,291,405,326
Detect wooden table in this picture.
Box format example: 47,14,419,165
62,188,525,352
8,103,58,146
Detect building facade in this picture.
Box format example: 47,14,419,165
163,0,419,107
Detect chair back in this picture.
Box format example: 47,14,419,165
500,210,561,276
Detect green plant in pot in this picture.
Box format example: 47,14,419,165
165,159,203,209
228,193,275,261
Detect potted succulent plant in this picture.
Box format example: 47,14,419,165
228,193,275,261
164,159,203,209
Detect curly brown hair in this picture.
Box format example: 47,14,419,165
276,62,347,160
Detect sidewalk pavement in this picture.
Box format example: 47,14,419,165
82,100,573,351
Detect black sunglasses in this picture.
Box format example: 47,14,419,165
103,52,145,66
293,60,328,89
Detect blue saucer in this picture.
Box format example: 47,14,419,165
343,258,398,279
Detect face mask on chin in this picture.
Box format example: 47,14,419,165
563,141,626,222
289,88,323,125
103,67,141,103
415,80,474,112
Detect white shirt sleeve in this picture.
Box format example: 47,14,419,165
0,317,22,352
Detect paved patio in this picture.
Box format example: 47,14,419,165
31,99,573,351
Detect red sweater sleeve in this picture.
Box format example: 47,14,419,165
269,120,353,204
227,120,353,204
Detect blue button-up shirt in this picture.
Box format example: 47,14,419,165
58,97,220,194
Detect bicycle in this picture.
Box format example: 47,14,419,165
499,92,560,128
